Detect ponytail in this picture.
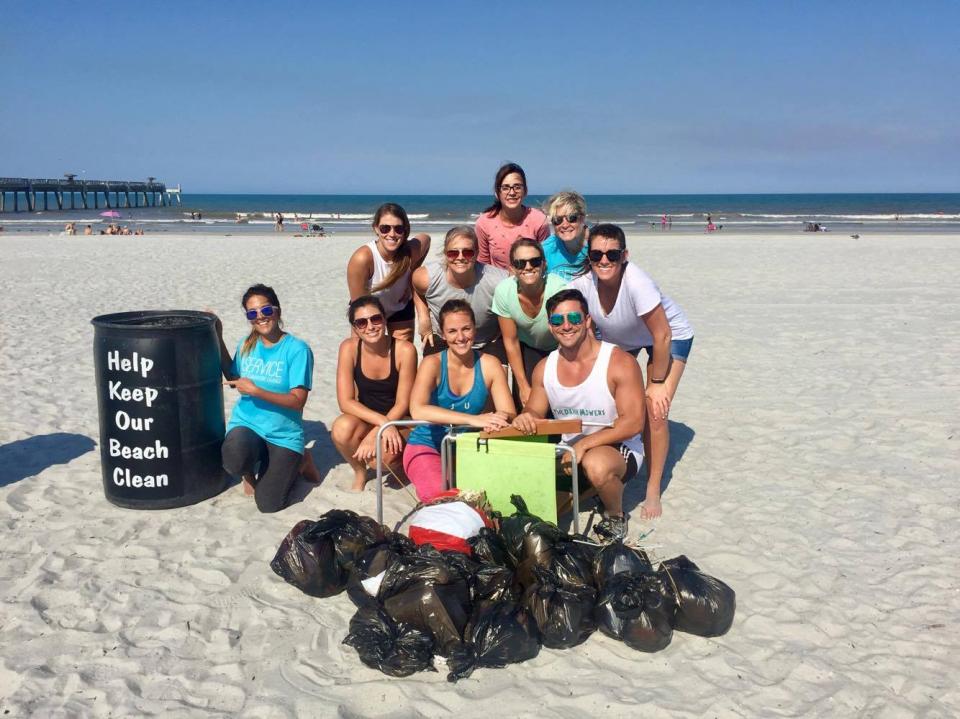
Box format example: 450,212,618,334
239,283,282,357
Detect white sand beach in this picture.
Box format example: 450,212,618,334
1,228,958,717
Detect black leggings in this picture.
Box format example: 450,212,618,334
222,426,302,513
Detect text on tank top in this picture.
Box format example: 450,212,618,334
366,239,411,315
543,341,644,453
354,338,399,415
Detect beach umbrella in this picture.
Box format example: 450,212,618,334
100,210,121,218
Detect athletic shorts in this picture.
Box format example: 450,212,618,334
632,337,694,363
387,298,415,323
555,443,641,491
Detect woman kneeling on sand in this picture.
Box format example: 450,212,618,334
403,300,516,502
347,202,431,341
332,295,418,491
215,284,317,513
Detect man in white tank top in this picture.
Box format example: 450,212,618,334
512,289,646,541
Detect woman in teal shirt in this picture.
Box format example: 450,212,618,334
215,283,315,513
491,239,566,406
541,190,590,281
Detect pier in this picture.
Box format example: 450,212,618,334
0,176,182,213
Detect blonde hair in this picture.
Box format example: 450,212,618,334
441,226,478,267
544,190,587,221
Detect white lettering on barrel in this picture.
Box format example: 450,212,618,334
108,381,158,408
109,437,169,460
106,350,154,378
114,410,156,432
113,466,169,488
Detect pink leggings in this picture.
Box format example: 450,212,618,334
402,444,444,502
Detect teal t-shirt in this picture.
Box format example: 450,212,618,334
491,273,567,350
542,234,588,281
226,333,314,454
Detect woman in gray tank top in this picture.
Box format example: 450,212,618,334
412,225,508,359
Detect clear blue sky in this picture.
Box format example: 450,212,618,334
2,1,958,194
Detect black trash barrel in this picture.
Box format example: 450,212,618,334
91,310,228,509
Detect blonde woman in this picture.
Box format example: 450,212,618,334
347,202,431,340
411,225,507,356
542,191,590,281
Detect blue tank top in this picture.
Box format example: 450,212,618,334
408,350,487,450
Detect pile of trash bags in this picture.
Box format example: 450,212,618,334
271,497,736,681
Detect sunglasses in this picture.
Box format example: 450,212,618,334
548,311,585,327
551,213,581,226
511,256,544,270
352,313,385,330
588,248,624,264
378,224,405,235
445,248,476,260
245,305,278,321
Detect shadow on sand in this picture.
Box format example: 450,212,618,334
285,419,340,506
0,432,97,487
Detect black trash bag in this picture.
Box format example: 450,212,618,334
377,545,474,657
593,540,653,586
473,564,520,603
523,567,596,649
550,537,600,588
446,600,542,682
658,555,736,637
306,509,388,573
342,605,436,677
383,579,472,656
469,527,514,567
345,533,414,608
515,520,568,589
497,495,543,564
594,571,675,652
270,519,345,598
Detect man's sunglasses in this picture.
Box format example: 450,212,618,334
588,248,624,264
511,256,544,270
352,313,385,330
378,224,405,235
245,305,278,321
548,311,585,327
552,213,581,226
445,248,476,260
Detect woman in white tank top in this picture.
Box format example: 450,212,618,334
347,203,431,341
566,224,694,520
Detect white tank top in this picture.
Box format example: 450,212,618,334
366,239,411,316
543,341,645,457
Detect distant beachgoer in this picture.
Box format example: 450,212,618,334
197,212,202,221
191,212,196,220
275,212,284,232
214,283,318,512
65,222,76,235
661,214,667,231
668,215,672,229
706,214,712,225
475,162,549,270
347,202,431,342
706,222,716,232
404,300,515,502
492,238,566,406
332,295,418,491
412,225,506,357
84,225,93,235
541,191,589,281
567,224,694,520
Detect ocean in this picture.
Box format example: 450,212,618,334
3,193,959,234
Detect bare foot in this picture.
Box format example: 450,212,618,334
348,469,368,493
300,451,322,484
241,476,255,496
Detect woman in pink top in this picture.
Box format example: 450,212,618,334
475,162,550,270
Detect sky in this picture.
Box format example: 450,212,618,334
2,0,958,194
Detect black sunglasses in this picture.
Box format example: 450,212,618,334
511,256,544,270
352,313,385,330
377,224,405,235
588,248,624,264
551,213,581,226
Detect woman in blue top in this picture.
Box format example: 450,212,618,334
215,284,315,513
541,190,590,281
403,299,516,502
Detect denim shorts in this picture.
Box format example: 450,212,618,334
635,336,694,363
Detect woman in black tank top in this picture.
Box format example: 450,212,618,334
333,295,418,491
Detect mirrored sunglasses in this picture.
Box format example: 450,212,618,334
245,305,278,321
548,311,584,327
445,248,476,260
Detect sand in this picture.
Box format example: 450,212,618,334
1,228,958,717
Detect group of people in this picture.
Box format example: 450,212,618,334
215,163,693,540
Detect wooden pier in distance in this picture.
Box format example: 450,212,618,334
0,175,181,213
